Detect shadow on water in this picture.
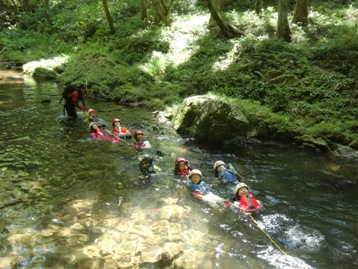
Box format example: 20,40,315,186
0,70,357,269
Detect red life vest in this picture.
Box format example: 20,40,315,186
239,193,261,212
176,166,191,176
70,90,79,102
133,140,146,150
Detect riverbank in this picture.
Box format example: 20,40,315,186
1,2,357,159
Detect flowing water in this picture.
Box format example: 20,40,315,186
0,69,357,269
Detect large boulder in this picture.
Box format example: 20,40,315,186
172,95,249,144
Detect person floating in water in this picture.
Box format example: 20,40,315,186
85,108,98,123
111,118,132,141
174,157,192,178
214,160,244,185
182,169,227,208
138,154,161,177
89,122,112,142
232,183,261,213
131,130,150,151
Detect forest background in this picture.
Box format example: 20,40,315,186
0,0,357,153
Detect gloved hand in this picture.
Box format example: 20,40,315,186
223,200,231,206
228,163,238,174
194,192,203,199
78,106,84,110
83,106,87,111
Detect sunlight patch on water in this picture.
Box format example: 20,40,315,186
258,246,314,269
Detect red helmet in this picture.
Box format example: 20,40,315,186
112,118,121,124
133,130,143,137
88,108,96,114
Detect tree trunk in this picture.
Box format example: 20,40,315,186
140,0,149,21
212,0,225,11
205,0,230,38
102,0,115,34
151,0,174,26
292,0,308,26
277,0,291,42
255,0,264,15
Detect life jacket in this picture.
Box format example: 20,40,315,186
186,180,210,195
113,126,129,135
133,140,146,150
70,90,79,102
139,160,161,176
60,84,77,103
239,193,261,212
175,165,191,176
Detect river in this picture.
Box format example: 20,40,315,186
0,69,357,269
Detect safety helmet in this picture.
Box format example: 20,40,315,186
88,108,96,114
175,157,186,163
89,122,98,130
214,160,225,170
189,169,202,179
139,154,153,163
235,183,249,194
112,118,121,124
133,130,144,137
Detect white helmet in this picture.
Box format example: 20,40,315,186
235,183,249,193
214,160,225,170
89,122,98,129
189,169,202,178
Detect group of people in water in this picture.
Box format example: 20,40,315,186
61,84,261,213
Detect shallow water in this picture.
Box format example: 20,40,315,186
0,70,357,269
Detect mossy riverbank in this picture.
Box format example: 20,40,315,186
1,2,357,157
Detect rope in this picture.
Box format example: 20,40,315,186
248,214,289,256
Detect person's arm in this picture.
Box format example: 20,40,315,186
228,163,244,181
122,127,131,135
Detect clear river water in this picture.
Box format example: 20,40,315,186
0,69,357,269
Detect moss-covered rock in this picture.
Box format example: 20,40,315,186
32,67,57,80
172,95,249,144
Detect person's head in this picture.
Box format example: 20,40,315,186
88,108,96,116
112,118,121,127
176,157,188,170
79,83,86,93
235,183,249,197
139,154,153,168
214,160,226,173
89,122,99,131
134,130,144,141
189,169,202,184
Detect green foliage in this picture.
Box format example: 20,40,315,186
1,0,357,147
0,29,71,62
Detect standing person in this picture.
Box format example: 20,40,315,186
112,118,132,139
77,83,87,111
174,157,192,177
60,84,78,119
138,154,161,176
232,183,261,213
214,160,244,185
131,130,150,151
